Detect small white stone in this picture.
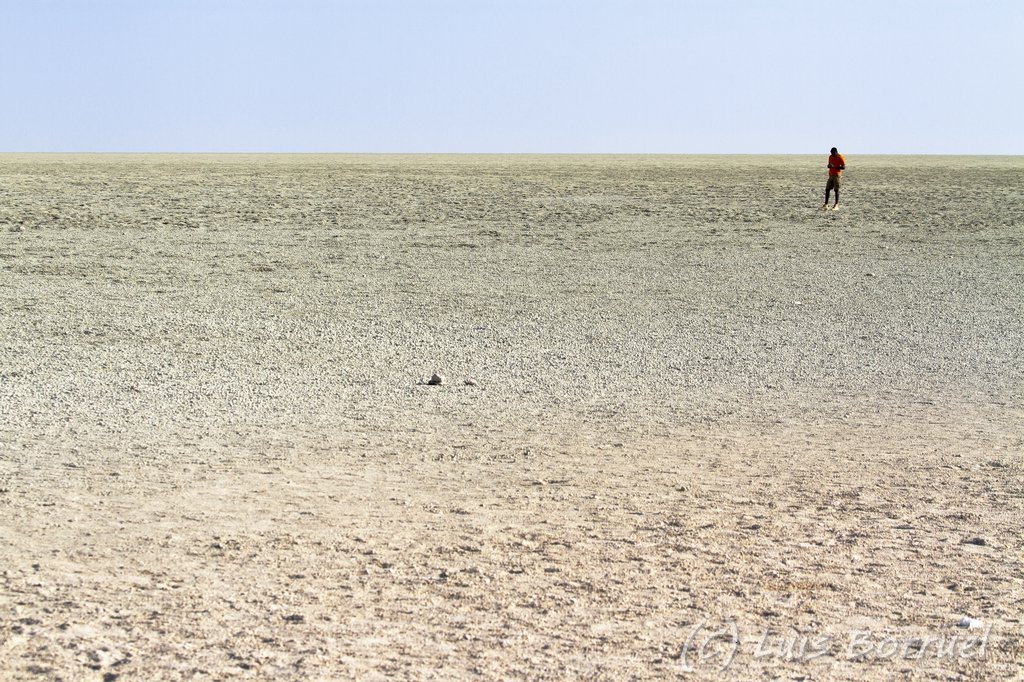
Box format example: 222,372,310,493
89,648,125,667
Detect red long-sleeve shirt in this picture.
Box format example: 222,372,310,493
828,153,846,176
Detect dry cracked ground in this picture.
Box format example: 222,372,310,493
1,154,1022,679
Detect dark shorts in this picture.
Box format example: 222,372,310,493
826,174,841,191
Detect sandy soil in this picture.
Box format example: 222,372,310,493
1,154,1022,680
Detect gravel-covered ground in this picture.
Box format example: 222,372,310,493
1,154,1022,679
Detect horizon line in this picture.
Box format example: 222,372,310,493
1,150,1021,157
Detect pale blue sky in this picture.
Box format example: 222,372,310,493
2,0,1021,153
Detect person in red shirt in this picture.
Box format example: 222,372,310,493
822,147,846,211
